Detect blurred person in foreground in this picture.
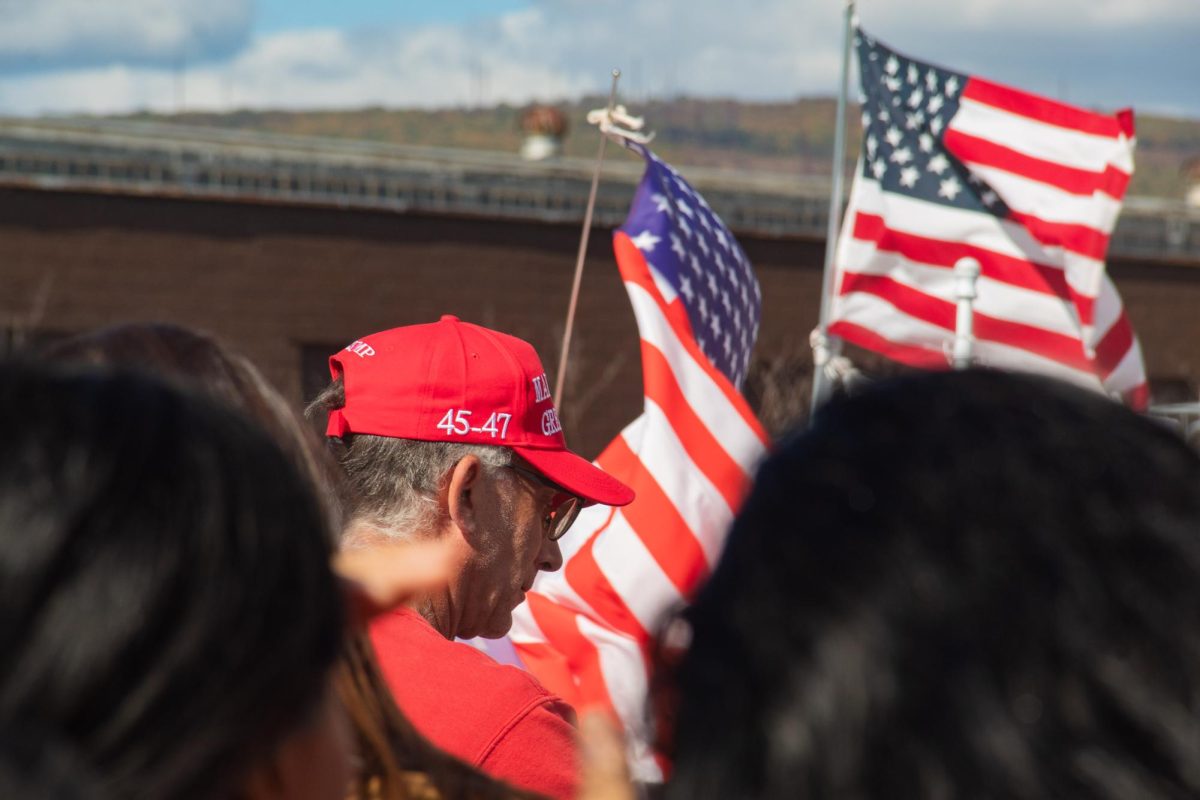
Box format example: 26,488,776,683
47,322,341,521
48,322,547,800
308,316,636,800
0,724,106,800
663,369,1200,800
0,361,351,799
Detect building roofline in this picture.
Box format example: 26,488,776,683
0,116,1196,260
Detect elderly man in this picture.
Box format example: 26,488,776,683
310,315,634,799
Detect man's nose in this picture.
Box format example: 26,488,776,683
537,536,564,573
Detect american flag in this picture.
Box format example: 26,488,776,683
507,142,769,779
829,28,1148,407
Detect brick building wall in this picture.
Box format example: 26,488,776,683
1,185,1197,455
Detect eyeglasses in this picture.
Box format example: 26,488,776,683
505,464,583,541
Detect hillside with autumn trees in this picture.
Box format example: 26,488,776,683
115,96,1198,199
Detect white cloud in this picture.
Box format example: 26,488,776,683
869,0,1200,30
496,0,845,99
0,0,1195,116
858,0,1198,115
222,25,589,108
0,23,589,114
0,0,253,71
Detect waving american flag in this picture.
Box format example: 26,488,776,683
830,28,1147,407
508,142,769,779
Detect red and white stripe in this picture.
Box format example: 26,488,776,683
508,233,769,780
831,75,1148,408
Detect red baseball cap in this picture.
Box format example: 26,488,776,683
326,316,634,507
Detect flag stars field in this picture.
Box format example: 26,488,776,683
938,176,963,200
631,230,661,251
617,144,762,383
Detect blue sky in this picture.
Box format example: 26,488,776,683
0,0,1196,118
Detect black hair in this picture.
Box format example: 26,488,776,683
665,369,1200,800
0,724,106,799
45,322,344,530
0,362,343,799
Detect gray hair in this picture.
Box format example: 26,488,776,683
306,379,512,545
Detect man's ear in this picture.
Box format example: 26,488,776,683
445,455,483,540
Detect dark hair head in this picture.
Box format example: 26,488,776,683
666,369,1200,800
0,362,343,799
46,322,280,420
46,322,343,529
0,724,105,800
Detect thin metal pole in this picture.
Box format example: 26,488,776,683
952,257,981,369
555,69,621,405
810,0,856,414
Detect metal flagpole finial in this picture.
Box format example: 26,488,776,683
951,256,982,370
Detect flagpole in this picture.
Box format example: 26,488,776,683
555,69,622,406
952,257,981,369
810,0,856,414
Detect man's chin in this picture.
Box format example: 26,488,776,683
475,609,515,640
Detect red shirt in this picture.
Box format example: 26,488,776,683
369,607,579,799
